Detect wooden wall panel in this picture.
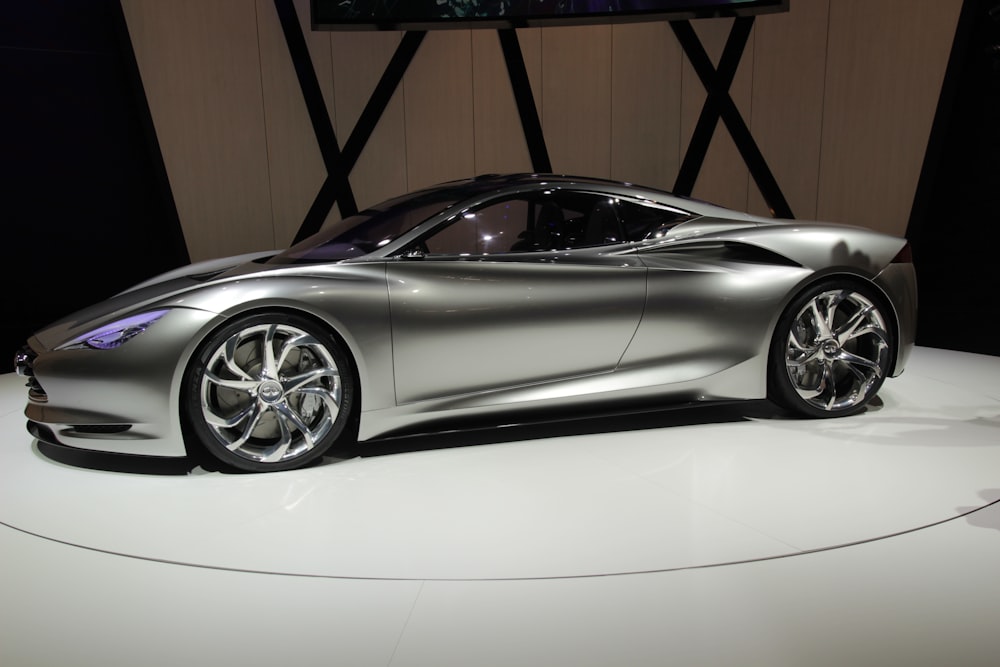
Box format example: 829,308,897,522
817,0,962,235
610,21,684,191
680,18,755,212
121,0,274,262
330,31,408,211
471,29,542,175
255,0,332,247
541,25,613,178
403,30,476,191
124,3,964,262
747,1,829,220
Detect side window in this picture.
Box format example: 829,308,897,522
517,195,591,251
547,194,689,247
616,199,691,241
424,198,531,255
421,193,601,255
418,192,691,256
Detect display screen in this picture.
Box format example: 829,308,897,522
312,0,790,30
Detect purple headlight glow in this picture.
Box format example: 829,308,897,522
61,310,170,351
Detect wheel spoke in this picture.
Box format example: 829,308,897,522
794,360,833,401
204,371,260,393
787,324,815,352
261,324,280,378
781,287,890,414
261,441,291,464
259,413,294,463
281,366,339,394
223,335,254,380
275,332,316,370
204,401,256,429
273,402,316,448
844,324,889,346
810,298,834,340
195,320,350,469
809,361,836,409
787,348,821,368
823,361,838,409
835,348,882,377
787,322,821,367
225,405,266,451
297,385,342,417
833,304,873,343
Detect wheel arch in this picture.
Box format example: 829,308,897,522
765,271,899,417
178,305,364,463
767,270,901,376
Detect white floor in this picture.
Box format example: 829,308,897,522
1,347,999,667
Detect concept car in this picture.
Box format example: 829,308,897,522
16,174,917,472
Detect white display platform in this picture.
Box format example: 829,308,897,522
2,346,999,667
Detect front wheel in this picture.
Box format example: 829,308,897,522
182,313,355,472
768,281,894,418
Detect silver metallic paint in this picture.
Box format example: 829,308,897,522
387,253,647,403
20,175,917,460
26,307,219,456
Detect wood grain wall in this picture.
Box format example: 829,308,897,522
121,0,962,262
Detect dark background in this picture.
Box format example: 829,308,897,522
1,0,996,373
1,1,188,373
907,0,1000,356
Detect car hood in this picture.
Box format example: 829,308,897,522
28,251,278,352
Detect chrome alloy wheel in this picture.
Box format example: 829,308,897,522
783,288,890,413
198,322,344,466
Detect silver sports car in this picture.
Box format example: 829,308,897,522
15,174,917,472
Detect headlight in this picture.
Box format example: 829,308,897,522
60,310,169,350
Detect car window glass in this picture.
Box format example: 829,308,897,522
421,192,633,255
268,192,461,264
616,200,691,241
425,199,531,255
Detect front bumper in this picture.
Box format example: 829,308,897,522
14,345,47,403
20,307,221,458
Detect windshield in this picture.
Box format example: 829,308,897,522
267,189,464,264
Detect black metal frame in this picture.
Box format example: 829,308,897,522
277,0,792,242
498,29,552,173
670,17,792,218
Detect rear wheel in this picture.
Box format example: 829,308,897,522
768,281,893,418
182,313,355,472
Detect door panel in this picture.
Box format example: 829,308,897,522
387,254,646,404
620,249,810,384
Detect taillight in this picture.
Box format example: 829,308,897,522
891,242,913,263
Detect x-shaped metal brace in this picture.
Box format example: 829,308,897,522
275,0,426,243
670,17,793,218
279,0,794,246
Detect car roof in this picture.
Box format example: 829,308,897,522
420,173,688,207
429,173,760,221
442,172,671,193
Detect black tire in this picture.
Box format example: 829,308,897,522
768,280,894,418
182,312,355,472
